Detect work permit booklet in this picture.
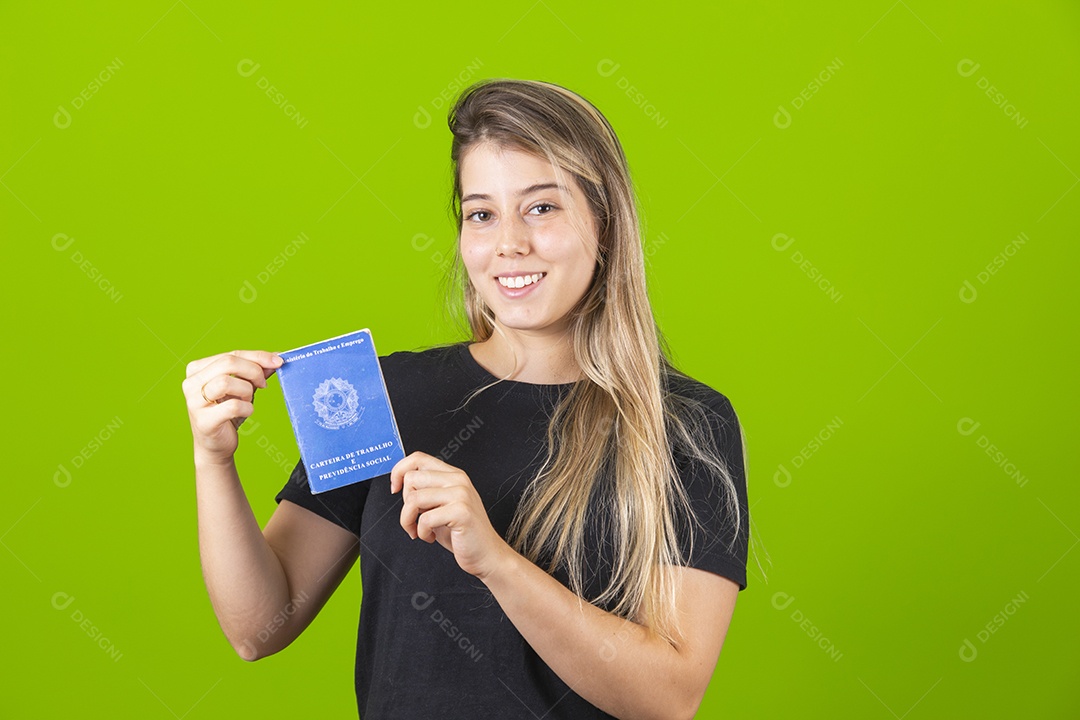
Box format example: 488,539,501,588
276,328,405,494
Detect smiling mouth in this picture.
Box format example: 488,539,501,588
496,272,546,289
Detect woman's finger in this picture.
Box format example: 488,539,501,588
198,374,256,405
197,354,273,389
185,352,231,378
185,350,282,379
190,398,255,436
182,372,256,412
183,355,273,406
398,469,470,507
400,486,469,539
415,505,460,544
390,451,457,494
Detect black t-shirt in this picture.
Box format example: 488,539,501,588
274,342,749,719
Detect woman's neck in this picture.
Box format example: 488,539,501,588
469,328,582,385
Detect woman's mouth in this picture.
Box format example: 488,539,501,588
495,272,546,297
497,272,546,288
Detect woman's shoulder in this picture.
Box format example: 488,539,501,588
662,367,744,460
380,341,461,363
378,341,465,380
663,366,738,421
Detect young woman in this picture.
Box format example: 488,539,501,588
182,78,750,719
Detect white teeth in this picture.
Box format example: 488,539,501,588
498,273,545,288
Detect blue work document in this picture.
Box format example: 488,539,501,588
276,328,405,494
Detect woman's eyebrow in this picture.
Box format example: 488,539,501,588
462,182,569,203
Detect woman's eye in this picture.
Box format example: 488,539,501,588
530,203,556,215
466,210,491,222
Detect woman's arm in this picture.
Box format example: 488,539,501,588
480,546,738,720
391,451,738,720
196,456,360,660
184,350,360,660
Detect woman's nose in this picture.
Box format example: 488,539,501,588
495,216,530,257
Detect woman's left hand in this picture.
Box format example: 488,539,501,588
390,451,510,579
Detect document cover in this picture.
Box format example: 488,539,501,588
276,328,405,494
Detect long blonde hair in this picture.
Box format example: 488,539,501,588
445,78,746,645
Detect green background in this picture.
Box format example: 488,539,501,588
2,1,1077,717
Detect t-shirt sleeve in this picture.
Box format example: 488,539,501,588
675,393,750,591
274,458,370,539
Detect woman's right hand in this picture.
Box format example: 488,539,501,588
182,350,283,463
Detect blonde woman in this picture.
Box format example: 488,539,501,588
183,78,750,719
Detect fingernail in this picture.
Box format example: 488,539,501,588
272,355,283,366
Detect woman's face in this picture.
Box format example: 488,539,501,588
458,141,599,338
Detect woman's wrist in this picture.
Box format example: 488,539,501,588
476,537,522,587
193,448,237,472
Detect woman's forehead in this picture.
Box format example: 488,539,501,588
460,144,582,198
